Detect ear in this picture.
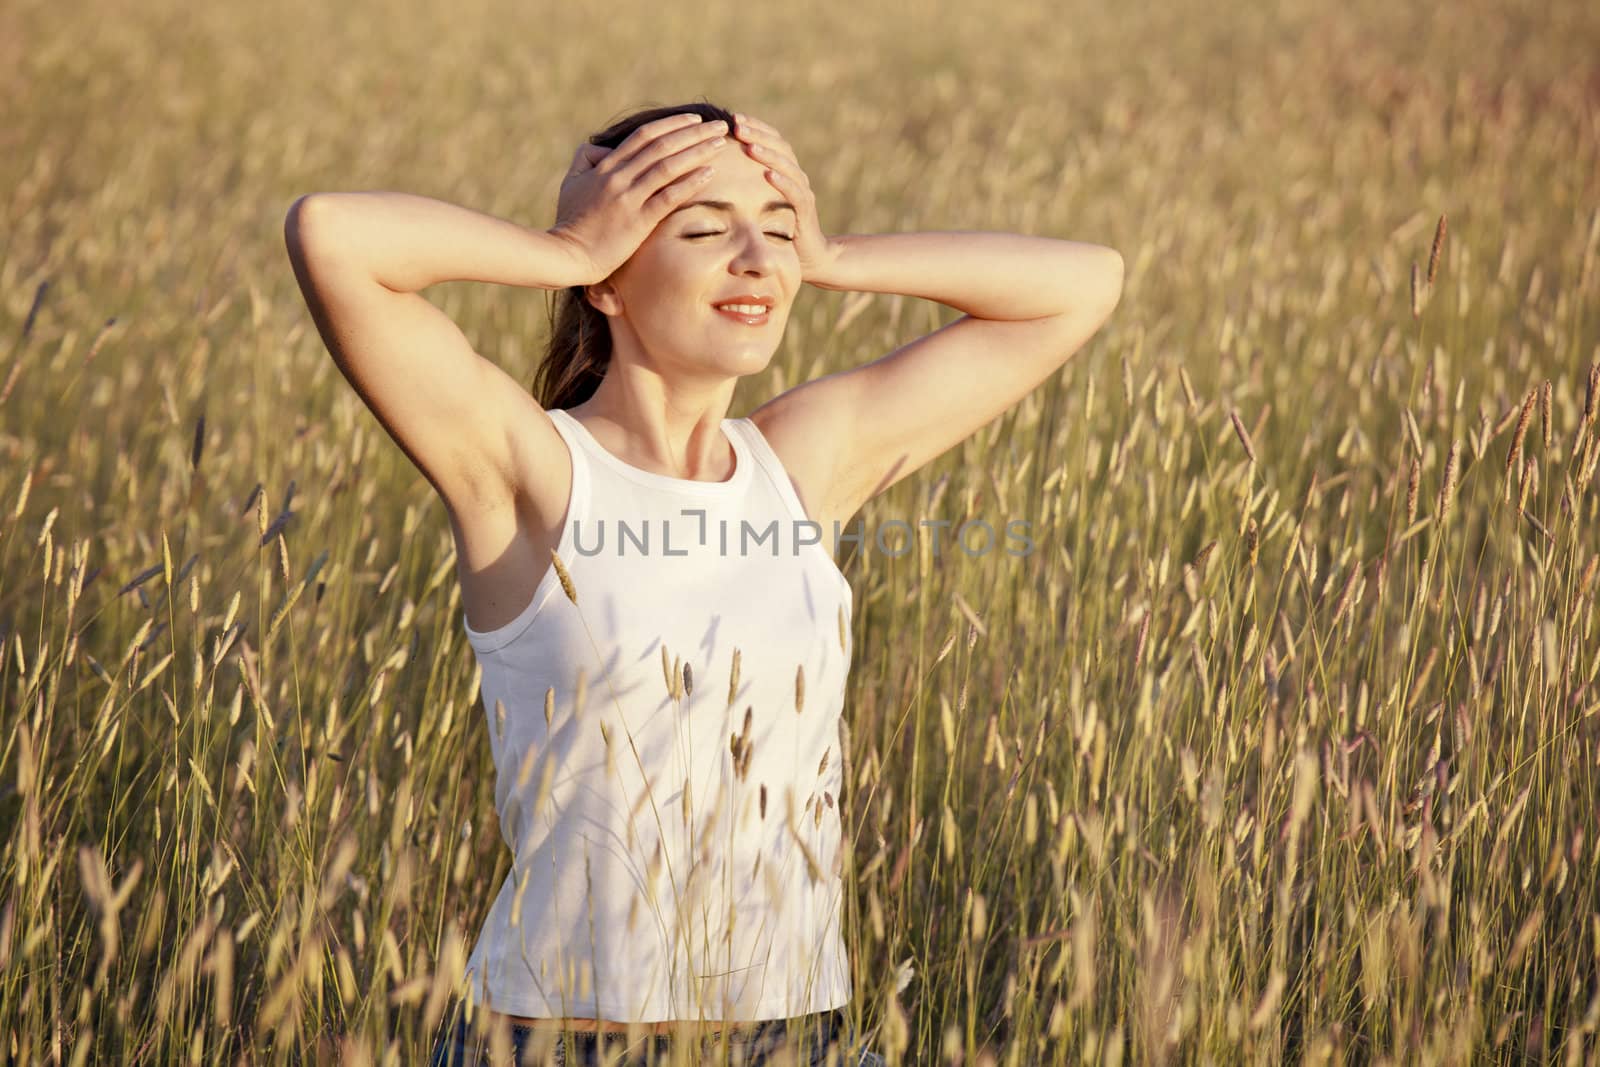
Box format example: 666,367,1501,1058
584,280,623,317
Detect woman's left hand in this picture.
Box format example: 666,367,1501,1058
730,111,842,284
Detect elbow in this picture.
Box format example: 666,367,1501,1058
1100,247,1125,298
283,193,341,268
1091,248,1125,316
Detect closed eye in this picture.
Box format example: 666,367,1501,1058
685,231,796,242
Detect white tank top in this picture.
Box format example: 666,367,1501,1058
457,407,854,1023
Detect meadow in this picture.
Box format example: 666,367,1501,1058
3,0,1600,1062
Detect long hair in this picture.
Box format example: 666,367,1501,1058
531,99,738,410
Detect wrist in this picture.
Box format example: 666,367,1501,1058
806,236,852,290
541,226,602,289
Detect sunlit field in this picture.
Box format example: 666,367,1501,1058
4,0,1600,1062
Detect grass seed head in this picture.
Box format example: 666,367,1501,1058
1229,410,1258,464
1540,379,1552,451
1427,213,1447,286
1437,440,1461,518
1406,457,1421,524
550,549,576,604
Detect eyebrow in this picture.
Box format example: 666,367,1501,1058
666,199,797,219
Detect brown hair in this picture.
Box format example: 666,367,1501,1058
531,99,738,411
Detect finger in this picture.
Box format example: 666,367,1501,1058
757,162,815,218
731,122,795,159
569,142,611,174
731,112,781,138
741,139,800,174
605,120,726,189
632,135,727,202
604,113,712,171
642,165,718,217
760,164,807,201
745,141,809,193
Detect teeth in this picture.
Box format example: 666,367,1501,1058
715,304,768,315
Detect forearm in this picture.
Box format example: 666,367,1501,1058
288,191,587,294
808,232,1123,320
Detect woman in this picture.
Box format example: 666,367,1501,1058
284,100,1123,1066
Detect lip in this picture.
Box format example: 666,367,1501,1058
710,295,775,326
712,294,776,309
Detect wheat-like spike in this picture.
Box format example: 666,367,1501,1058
1540,379,1552,451
1331,566,1360,627
1178,366,1198,413
549,549,577,604
795,664,806,713
1302,467,1321,515
1427,214,1447,286
1406,457,1421,525
1507,388,1536,482
1229,410,1258,464
544,686,554,728
1437,440,1461,518
682,663,693,698
515,743,539,789
1410,261,1422,319
759,784,768,820
727,648,741,708
1577,554,1598,601
191,412,206,472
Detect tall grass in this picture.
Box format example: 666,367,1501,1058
3,0,1599,1061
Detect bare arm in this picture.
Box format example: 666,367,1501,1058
808,230,1121,321
283,193,587,514
290,191,591,293
758,231,1124,520
727,112,1123,523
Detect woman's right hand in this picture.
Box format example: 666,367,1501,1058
548,113,728,286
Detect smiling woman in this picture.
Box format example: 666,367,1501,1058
536,104,811,418
283,96,1119,1067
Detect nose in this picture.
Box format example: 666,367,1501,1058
728,224,780,277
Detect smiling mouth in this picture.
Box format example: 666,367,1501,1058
711,303,772,325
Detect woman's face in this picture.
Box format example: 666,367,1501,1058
590,135,802,385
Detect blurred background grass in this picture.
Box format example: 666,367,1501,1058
3,0,1599,1062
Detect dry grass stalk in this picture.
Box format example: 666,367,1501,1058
1506,388,1536,484
1437,440,1461,519
1229,410,1257,464
550,549,576,604
1406,457,1421,524
1539,379,1552,451
1585,362,1600,427
1426,214,1447,285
